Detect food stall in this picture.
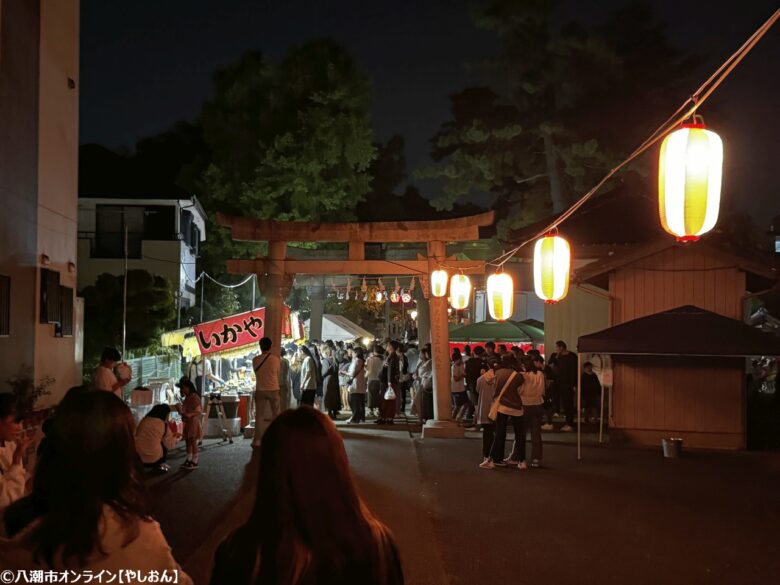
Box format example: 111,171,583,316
161,306,304,436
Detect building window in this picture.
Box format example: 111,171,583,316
40,268,61,324
0,275,10,337
190,223,200,255
144,205,176,240
56,286,74,337
95,205,144,259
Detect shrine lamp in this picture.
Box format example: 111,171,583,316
449,274,472,310
659,122,723,242
533,234,570,304
487,272,514,321
430,269,448,298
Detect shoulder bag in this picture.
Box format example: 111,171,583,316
488,371,518,422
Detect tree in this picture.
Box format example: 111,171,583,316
79,270,177,369
417,0,697,237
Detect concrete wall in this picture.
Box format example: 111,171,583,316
34,0,80,405
0,0,41,390
0,0,80,405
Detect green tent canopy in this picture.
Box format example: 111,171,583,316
448,320,544,343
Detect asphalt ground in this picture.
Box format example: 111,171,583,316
148,417,780,585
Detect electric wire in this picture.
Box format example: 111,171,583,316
482,8,780,269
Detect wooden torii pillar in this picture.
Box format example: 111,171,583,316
217,211,494,438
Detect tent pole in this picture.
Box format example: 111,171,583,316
577,353,582,461
598,381,605,444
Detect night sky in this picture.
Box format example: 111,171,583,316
80,0,780,223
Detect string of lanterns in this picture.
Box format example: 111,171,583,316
427,7,780,322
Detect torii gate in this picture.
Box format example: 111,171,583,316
217,210,494,438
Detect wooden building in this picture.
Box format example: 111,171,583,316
576,238,778,449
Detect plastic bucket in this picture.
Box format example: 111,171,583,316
662,437,683,458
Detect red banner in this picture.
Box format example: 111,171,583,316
194,308,266,355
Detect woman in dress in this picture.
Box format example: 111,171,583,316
320,346,341,420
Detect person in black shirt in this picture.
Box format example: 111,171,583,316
548,340,578,431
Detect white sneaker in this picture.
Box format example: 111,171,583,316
541,423,554,431
517,461,528,470
503,458,520,466
479,458,495,469
561,424,574,432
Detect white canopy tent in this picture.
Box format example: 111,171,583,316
306,314,374,343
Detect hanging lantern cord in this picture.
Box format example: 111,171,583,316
486,7,780,269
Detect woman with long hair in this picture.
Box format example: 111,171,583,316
0,392,191,580
210,407,404,585
135,403,177,472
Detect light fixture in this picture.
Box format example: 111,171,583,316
430,269,448,297
401,292,412,303
449,274,472,310
374,290,383,302
533,234,571,304
389,291,400,303
410,309,418,320
487,271,514,321
659,120,723,242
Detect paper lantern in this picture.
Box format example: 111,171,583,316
430,269,448,297
374,291,384,302
449,274,472,310
487,272,514,321
389,291,400,303
410,309,418,320
659,123,723,242
534,234,570,304
401,292,412,303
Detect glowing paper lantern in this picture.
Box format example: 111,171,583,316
389,291,401,303
401,292,412,303
534,234,571,304
430,269,449,297
487,272,514,321
659,123,723,242
410,309,418,320
449,274,472,310
374,291,384,302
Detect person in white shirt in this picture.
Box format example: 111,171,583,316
346,347,367,424
93,347,129,399
0,391,191,582
365,345,384,417
135,404,178,472
0,394,27,511
187,356,222,395
252,337,282,447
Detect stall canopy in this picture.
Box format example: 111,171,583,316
578,305,780,357
309,314,373,342
449,320,544,344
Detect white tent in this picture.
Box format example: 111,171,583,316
306,314,373,342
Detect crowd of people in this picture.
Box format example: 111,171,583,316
0,331,602,579
0,351,405,583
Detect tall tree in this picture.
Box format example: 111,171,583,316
418,0,696,237
79,270,177,368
